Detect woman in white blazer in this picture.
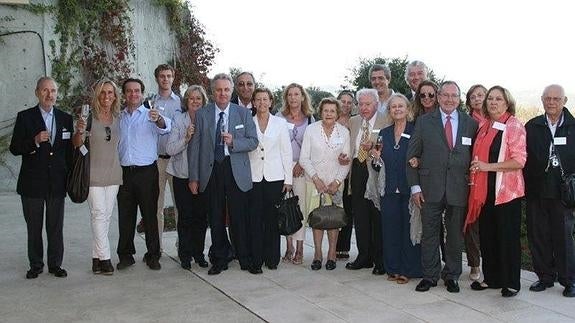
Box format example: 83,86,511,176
248,88,293,273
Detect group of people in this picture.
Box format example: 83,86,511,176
10,61,575,299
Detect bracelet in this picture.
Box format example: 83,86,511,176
334,179,341,186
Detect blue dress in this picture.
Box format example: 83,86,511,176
379,122,422,278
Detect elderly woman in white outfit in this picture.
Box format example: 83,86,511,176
300,97,351,271
248,88,293,273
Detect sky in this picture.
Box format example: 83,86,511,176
190,0,573,108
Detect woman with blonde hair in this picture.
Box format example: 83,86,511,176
275,83,315,265
73,79,122,275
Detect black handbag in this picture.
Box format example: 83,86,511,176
554,145,575,209
276,191,303,236
67,115,91,203
308,193,347,230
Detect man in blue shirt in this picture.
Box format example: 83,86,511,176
116,78,171,271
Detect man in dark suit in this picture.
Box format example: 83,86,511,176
407,81,478,293
10,77,74,279
345,88,390,274
231,71,256,112
188,73,258,275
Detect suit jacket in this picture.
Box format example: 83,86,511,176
349,112,391,160
249,115,293,184
188,102,258,192
406,109,478,206
9,105,74,198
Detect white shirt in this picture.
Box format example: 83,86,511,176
39,106,55,143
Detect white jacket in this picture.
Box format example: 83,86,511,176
249,115,293,184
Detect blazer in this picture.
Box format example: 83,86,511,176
249,115,293,184
379,121,415,195
9,105,74,198
188,102,258,192
406,108,478,206
349,112,391,160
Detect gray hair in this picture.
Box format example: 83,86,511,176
542,84,565,98
356,88,379,104
182,84,209,112
404,60,429,82
235,71,255,84
36,76,57,91
211,73,234,91
439,80,461,96
369,64,391,80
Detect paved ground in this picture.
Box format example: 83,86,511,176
1,192,574,323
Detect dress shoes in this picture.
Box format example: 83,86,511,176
325,260,336,271
92,258,101,274
415,279,437,292
208,263,228,275
181,260,192,270
116,256,135,270
345,261,372,270
529,280,554,292
249,267,263,275
26,268,43,279
563,285,575,297
445,280,460,293
336,251,349,259
311,259,322,271
48,267,68,278
99,260,114,275
372,267,386,275
501,288,518,297
146,256,161,270
194,256,209,268
266,264,278,270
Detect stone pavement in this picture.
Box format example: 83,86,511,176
1,192,574,323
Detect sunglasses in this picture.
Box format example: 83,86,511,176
105,126,111,141
419,93,435,99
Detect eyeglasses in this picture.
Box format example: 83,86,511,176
543,96,563,103
419,93,435,99
105,126,111,141
237,82,254,87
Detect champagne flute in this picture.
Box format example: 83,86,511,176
373,135,384,167
220,118,227,145
81,104,90,122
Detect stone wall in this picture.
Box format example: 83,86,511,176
0,1,177,192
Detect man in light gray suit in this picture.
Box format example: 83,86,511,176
188,73,258,275
407,81,478,293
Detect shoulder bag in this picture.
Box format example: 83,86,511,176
276,191,304,236
67,114,91,203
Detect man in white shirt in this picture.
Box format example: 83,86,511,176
369,64,394,115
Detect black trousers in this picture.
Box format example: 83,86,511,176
207,157,250,267
351,159,383,268
250,179,284,268
480,198,522,291
21,195,65,270
117,163,160,259
527,197,575,286
173,177,208,262
336,177,353,252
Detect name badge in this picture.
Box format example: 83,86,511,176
79,145,88,156
401,133,411,139
371,129,380,134
287,123,295,130
235,124,244,130
462,137,472,146
492,122,506,131
62,131,71,140
554,137,567,145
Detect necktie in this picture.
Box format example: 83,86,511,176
357,121,369,163
445,115,453,150
214,112,225,162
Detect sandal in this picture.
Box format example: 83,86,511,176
397,275,409,284
470,281,489,291
292,252,303,265
387,274,399,281
282,249,294,262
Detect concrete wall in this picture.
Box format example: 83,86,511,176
0,0,178,192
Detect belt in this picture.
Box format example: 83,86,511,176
122,161,156,171
158,154,171,159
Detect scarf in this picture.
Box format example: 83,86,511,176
463,111,511,232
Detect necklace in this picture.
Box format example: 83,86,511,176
321,124,340,149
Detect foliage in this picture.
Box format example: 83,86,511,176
306,86,334,110
155,0,217,93
344,56,440,95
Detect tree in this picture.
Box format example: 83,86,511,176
306,86,334,110
344,56,440,94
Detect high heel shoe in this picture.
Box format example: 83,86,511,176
282,249,294,262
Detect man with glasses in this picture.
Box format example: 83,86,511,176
525,84,575,297
407,81,478,293
232,71,256,113
116,78,171,271
10,77,74,279
404,60,429,101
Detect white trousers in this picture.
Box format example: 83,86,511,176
87,185,120,260
157,157,177,249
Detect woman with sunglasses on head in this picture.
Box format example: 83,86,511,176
412,80,439,118
73,79,122,275
276,83,315,265
165,85,210,270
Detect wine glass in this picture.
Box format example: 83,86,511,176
81,104,90,122
373,135,384,167
469,156,478,186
